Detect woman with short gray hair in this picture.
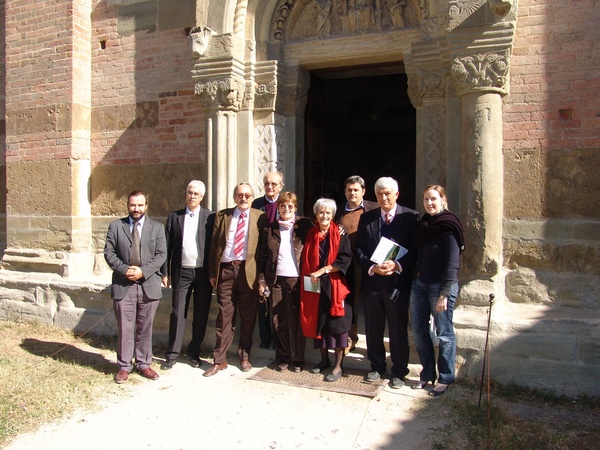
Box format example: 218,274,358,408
300,198,352,382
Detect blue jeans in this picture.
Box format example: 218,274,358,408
410,279,458,384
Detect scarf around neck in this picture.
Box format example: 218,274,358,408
417,210,465,252
299,222,350,337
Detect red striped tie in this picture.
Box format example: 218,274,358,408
233,212,247,258
385,213,392,225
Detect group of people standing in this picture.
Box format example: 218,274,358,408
103,172,464,397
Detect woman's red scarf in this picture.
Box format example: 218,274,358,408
299,222,350,338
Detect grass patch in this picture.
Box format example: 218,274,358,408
0,320,129,446
432,379,600,449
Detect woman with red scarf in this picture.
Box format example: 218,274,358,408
300,198,352,382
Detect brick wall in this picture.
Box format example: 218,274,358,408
89,2,207,216
504,0,600,219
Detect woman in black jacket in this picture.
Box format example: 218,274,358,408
410,185,465,396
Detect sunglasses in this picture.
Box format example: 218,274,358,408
237,193,253,199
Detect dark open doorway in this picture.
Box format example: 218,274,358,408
304,64,416,215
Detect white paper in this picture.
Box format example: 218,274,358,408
303,275,321,293
370,236,408,264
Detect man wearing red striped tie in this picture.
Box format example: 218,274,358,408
204,182,268,376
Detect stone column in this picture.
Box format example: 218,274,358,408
191,30,247,210
405,44,448,201
450,50,510,301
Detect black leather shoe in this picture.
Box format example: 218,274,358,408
429,383,449,397
189,356,202,368
161,359,176,370
310,360,331,374
259,341,272,349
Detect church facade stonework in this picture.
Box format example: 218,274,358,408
0,0,598,396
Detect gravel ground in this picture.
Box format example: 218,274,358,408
5,343,451,450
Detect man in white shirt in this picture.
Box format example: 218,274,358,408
161,181,215,369
204,183,268,376
355,177,419,388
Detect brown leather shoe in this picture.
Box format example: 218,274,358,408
115,370,129,384
240,360,252,372
138,367,160,380
203,362,228,377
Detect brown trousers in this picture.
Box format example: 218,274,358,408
213,262,259,364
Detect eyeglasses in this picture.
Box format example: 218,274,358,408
187,192,202,197
278,204,295,209
237,193,253,199
264,182,280,187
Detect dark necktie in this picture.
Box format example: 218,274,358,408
130,221,141,266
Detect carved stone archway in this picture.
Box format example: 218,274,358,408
191,0,517,301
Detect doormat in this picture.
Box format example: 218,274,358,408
248,362,388,398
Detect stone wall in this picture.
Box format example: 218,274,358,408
0,0,599,398
481,0,600,395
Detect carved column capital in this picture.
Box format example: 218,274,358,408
450,50,510,96
252,61,279,111
404,38,447,108
407,67,446,108
194,78,246,112
191,31,249,112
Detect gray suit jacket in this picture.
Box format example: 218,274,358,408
104,216,167,300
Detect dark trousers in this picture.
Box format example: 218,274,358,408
258,301,272,345
271,276,306,365
213,262,259,364
165,267,212,360
362,289,410,378
113,284,159,371
346,262,362,342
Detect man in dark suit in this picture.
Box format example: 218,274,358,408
203,182,268,377
251,170,284,349
355,177,419,389
160,180,215,370
104,190,167,384
335,175,378,351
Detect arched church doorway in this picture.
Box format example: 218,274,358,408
303,63,416,214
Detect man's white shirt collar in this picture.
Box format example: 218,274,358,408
381,205,397,220
345,201,364,212
186,206,201,217
129,215,146,227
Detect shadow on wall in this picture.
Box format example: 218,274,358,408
0,1,6,257
90,0,208,224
